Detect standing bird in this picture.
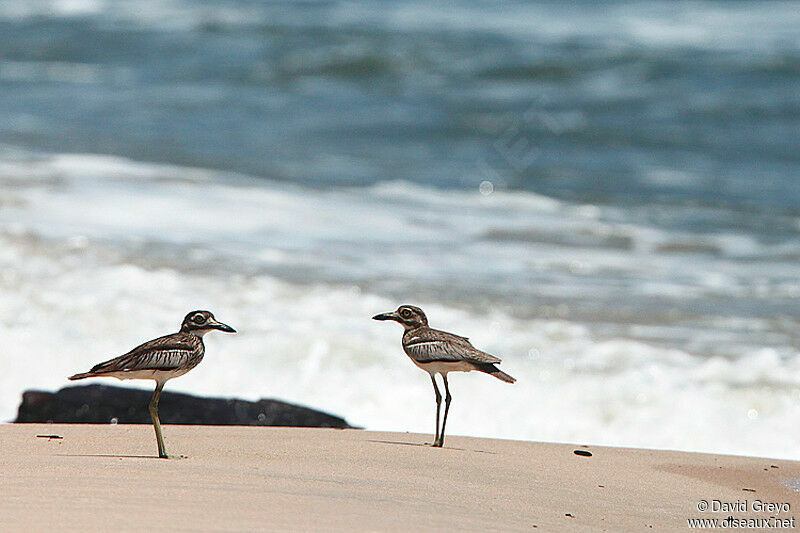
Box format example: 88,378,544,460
69,310,235,458
373,305,515,447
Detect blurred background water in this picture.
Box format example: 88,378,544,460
1,0,799,458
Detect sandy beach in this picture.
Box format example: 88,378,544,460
1,424,798,531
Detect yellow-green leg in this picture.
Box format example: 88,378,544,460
149,382,168,459
430,374,442,447
434,375,452,448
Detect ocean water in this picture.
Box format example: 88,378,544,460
1,0,800,458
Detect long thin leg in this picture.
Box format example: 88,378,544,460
149,381,167,458
437,375,452,448
430,374,442,446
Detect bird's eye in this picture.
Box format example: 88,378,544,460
400,309,412,318
192,314,207,324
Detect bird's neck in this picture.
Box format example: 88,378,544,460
180,327,210,338
403,324,426,336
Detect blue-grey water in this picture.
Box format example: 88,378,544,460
1,0,799,458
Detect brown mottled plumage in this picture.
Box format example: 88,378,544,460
70,332,205,381
69,310,235,458
373,305,515,447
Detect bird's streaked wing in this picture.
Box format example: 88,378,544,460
89,334,195,374
404,328,501,364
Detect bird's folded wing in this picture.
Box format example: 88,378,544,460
404,330,501,364
89,336,194,374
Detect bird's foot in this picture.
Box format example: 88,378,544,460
158,454,188,460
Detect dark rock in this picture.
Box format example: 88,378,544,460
573,449,592,457
14,384,354,429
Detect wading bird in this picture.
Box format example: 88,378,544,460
373,305,515,447
69,310,235,458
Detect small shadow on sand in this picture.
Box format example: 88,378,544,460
56,453,186,460
367,439,430,447
367,439,488,453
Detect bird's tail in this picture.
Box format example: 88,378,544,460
68,372,94,381
476,363,516,384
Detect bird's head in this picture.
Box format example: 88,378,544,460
372,305,428,330
180,310,236,336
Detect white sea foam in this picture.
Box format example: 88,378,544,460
1,146,799,459
1,231,800,459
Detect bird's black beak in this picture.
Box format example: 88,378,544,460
372,312,398,322
210,320,236,333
